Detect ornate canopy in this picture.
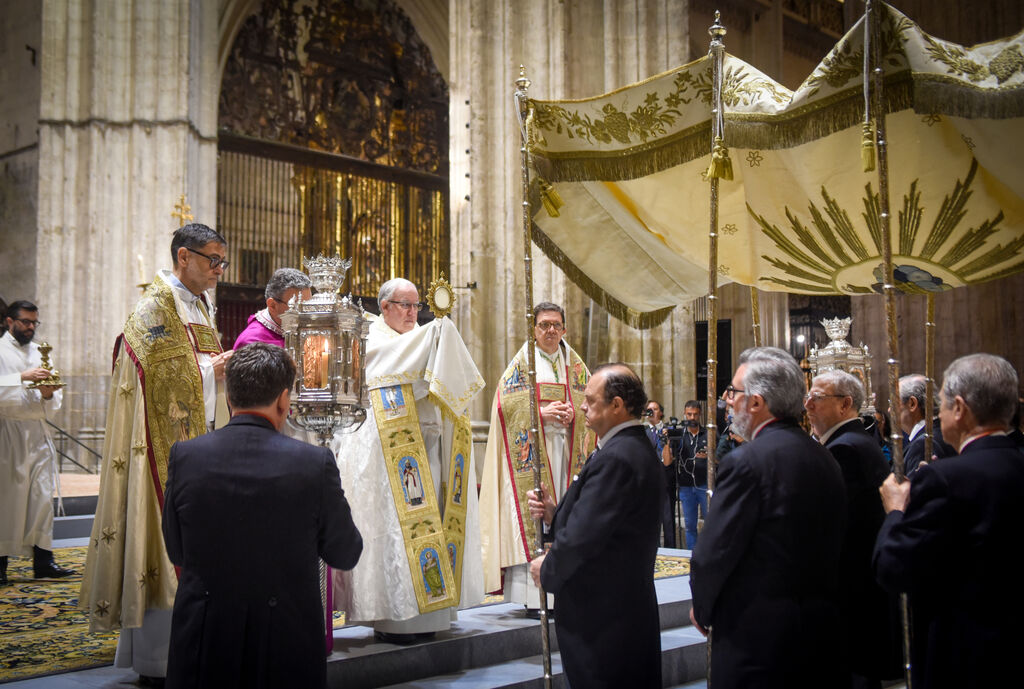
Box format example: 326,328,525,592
524,3,1024,327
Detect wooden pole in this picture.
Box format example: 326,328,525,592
865,2,912,685
514,66,553,689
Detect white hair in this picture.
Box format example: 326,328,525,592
813,369,865,412
377,278,417,309
737,346,806,420
942,353,1018,427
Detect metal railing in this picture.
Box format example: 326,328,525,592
47,421,101,474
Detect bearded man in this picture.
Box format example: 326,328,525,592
0,300,72,585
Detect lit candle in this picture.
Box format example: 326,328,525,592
320,338,330,388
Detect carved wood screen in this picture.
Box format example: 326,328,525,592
215,0,449,346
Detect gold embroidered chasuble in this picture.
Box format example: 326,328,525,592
331,316,486,622
479,340,594,594
79,272,225,631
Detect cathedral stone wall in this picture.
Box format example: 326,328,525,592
0,2,42,308
33,0,221,452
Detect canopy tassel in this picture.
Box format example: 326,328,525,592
862,122,876,172
706,135,734,180
538,178,565,217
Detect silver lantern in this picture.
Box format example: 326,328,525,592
808,316,875,415
282,254,370,445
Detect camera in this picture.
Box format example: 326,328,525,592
662,416,685,439
642,408,654,417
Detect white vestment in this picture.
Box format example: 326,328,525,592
480,342,578,608
331,316,485,633
0,331,63,557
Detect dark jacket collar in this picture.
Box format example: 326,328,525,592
959,432,1018,455
227,412,278,431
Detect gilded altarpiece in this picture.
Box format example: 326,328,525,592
216,0,449,344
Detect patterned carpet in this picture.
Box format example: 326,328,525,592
0,546,117,684
2,547,689,683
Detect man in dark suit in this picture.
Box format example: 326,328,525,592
690,347,847,689
897,374,955,476
528,363,663,688
806,370,901,689
874,353,1024,689
644,399,676,547
162,343,363,689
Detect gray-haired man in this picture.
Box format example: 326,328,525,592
806,369,900,688
897,373,955,476
690,346,848,689
875,353,1024,689
233,267,313,349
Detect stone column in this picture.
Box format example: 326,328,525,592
450,0,695,418
36,0,220,444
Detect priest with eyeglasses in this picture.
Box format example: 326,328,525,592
80,224,234,687
329,277,485,644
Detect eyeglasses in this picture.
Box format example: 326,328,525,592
536,322,565,332
724,385,744,399
803,392,849,404
13,318,40,327
187,247,230,270
388,300,423,311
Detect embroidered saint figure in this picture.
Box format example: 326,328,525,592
400,456,424,506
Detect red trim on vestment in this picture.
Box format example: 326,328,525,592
121,338,165,510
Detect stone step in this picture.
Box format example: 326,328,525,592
53,514,93,540
326,570,703,689
53,494,97,516
373,624,706,689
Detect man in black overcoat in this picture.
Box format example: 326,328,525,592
874,353,1024,689
528,363,663,689
807,370,901,688
162,343,363,689
897,374,955,476
689,347,847,689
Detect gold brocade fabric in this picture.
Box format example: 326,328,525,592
523,3,1024,326
370,384,467,614
479,342,594,593
79,275,208,631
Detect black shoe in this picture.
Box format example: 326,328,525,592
33,561,75,579
0,556,8,586
374,631,433,645
32,546,75,579
138,675,165,688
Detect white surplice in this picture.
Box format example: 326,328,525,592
0,331,63,557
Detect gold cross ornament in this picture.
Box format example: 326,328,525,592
171,194,194,227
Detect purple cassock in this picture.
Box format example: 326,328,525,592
233,309,285,349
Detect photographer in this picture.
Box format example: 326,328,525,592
676,400,708,549
643,401,677,547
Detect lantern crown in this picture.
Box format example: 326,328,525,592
303,254,352,295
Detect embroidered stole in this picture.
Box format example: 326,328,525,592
121,277,207,506
370,383,471,614
495,343,593,561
